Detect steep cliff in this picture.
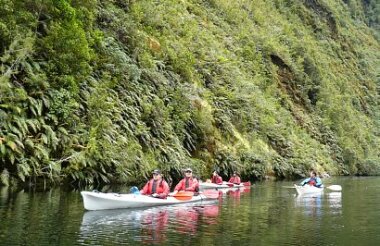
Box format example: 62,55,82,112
0,0,379,185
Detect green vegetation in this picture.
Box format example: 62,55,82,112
0,0,379,186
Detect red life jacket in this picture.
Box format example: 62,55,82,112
211,175,223,184
141,179,170,198
308,178,317,186
174,177,199,192
228,176,241,184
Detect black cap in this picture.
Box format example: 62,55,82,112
152,169,161,174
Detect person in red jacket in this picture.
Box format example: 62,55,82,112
171,168,199,195
228,171,241,185
140,169,170,199
211,171,223,184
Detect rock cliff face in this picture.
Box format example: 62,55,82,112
0,0,379,185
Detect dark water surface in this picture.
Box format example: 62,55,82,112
1,177,380,245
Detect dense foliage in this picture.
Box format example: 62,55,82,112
1,0,379,186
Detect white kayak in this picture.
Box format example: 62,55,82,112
199,181,247,189
294,184,342,195
81,191,215,210
200,183,232,189
294,185,324,195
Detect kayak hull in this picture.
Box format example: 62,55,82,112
200,181,249,189
294,185,324,195
81,191,211,210
200,183,232,189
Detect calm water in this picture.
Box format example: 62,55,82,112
1,177,380,245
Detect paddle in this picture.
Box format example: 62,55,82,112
326,185,342,191
282,186,296,189
172,191,194,201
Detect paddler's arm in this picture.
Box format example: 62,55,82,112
157,181,170,198
300,178,310,186
315,177,323,187
140,181,150,195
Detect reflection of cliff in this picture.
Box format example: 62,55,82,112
80,201,219,244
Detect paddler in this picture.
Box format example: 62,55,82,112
300,170,323,188
171,168,199,195
211,170,223,184
228,171,241,185
140,169,170,198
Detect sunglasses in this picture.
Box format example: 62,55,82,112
153,173,160,176
185,171,192,173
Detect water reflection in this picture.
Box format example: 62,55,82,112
295,192,323,216
140,209,169,243
218,186,251,195
5,178,380,245
226,188,242,205
327,192,342,214
80,201,219,244
294,191,342,216
227,188,242,197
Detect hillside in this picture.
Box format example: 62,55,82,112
0,0,379,185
